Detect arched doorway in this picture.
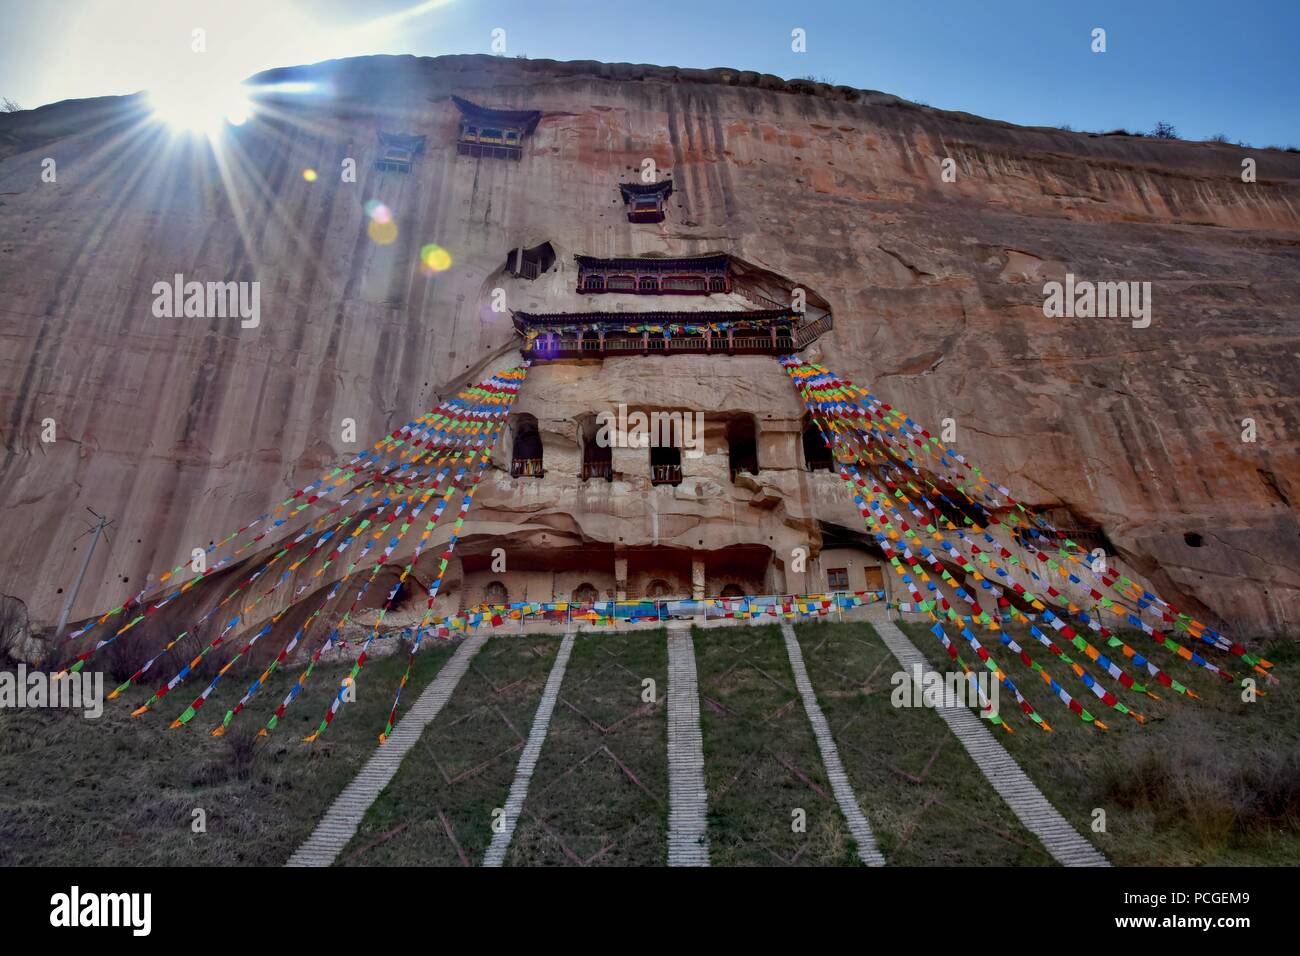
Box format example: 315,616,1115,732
720,583,746,598
484,581,509,605
645,578,673,599
572,582,598,604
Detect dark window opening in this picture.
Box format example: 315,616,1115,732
827,567,849,590
505,242,556,281
484,580,509,604
802,414,832,471
580,416,612,482
707,276,728,293
720,583,746,598
650,429,682,486
727,416,759,482
511,413,544,478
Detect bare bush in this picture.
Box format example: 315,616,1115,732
0,594,30,662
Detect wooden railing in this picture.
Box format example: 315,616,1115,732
794,312,834,348
511,458,544,478
581,460,612,481
523,313,832,360
651,464,682,486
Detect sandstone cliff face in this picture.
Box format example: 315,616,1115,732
0,53,1297,638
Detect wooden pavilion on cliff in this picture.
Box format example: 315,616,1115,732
375,131,426,172
618,181,674,223
575,254,731,295
452,96,541,160
512,308,832,359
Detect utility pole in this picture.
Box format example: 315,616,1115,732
54,509,113,639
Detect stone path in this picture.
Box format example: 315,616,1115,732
665,625,710,866
870,618,1110,867
482,629,577,866
286,633,489,867
780,623,886,866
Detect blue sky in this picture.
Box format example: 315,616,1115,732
1,0,1296,145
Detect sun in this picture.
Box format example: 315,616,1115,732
148,79,253,137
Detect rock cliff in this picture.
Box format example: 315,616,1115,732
1,53,1297,641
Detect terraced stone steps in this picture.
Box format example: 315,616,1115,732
285,633,489,867
666,626,710,866
482,629,577,866
870,618,1109,867
780,623,885,866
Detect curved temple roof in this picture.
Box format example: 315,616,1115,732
575,252,728,272
451,95,541,133
619,180,674,201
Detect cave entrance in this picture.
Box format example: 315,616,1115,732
510,413,544,478
802,413,832,471
727,414,759,482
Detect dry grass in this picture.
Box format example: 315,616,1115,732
898,620,1300,865
0,635,458,866
341,633,562,866
793,620,1053,865
694,624,860,866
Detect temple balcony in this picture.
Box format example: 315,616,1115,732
452,95,540,161
619,181,674,224
376,131,425,173
576,253,731,296
514,309,833,359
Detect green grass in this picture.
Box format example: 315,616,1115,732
7,612,1293,868
0,635,457,866
341,633,561,866
793,620,1052,865
505,629,669,865
898,619,1300,866
694,624,859,866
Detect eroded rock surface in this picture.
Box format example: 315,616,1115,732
0,53,1297,641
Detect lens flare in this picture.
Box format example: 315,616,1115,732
420,243,453,273
364,200,392,223
302,168,318,182
368,219,398,245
